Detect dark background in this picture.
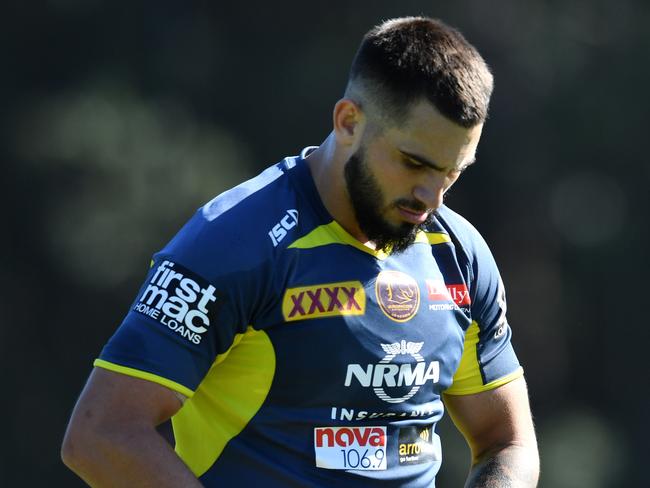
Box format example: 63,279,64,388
3,1,648,486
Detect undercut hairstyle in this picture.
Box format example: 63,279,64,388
347,17,493,128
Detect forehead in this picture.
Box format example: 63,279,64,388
380,100,483,167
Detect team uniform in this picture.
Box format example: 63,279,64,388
96,147,523,487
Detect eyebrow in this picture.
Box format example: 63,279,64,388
400,150,476,172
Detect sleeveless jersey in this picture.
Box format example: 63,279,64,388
96,148,523,487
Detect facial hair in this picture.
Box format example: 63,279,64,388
343,148,434,254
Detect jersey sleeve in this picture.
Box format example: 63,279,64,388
444,224,523,396
95,209,275,398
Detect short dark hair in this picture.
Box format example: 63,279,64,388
348,17,493,127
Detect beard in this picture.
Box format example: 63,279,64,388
343,148,434,255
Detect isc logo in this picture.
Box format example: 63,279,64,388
314,427,386,448
133,260,218,344
268,209,298,246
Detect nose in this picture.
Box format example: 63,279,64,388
412,174,447,210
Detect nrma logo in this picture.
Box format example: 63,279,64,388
345,341,439,404
282,281,365,321
133,260,218,344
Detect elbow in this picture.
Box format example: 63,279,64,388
474,441,540,486
61,415,107,476
60,437,75,470
61,422,88,473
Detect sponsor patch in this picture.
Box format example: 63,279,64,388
314,426,387,470
344,340,439,404
282,281,365,321
375,270,420,322
447,284,471,306
133,260,219,345
330,405,436,422
425,279,451,301
425,279,470,308
398,425,441,465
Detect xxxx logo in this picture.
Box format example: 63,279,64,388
282,281,366,321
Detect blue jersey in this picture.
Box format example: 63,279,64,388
96,148,522,487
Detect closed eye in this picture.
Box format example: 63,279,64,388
400,149,475,175
401,155,427,170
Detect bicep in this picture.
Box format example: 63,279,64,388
443,376,537,461
67,367,182,436
62,367,204,486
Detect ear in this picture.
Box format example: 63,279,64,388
333,99,365,147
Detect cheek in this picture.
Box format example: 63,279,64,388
363,142,414,200
365,155,402,190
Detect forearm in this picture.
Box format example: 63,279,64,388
63,424,203,488
464,443,539,488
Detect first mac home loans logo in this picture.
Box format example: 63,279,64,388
133,260,219,344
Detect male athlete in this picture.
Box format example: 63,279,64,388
62,17,539,487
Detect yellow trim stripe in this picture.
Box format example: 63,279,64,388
289,221,389,259
425,232,451,245
444,320,524,396
444,367,524,396
288,221,436,259
93,359,195,398
444,320,481,395
172,327,276,477
414,231,431,244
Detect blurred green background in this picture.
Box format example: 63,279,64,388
2,1,649,486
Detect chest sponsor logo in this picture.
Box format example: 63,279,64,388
314,426,387,470
282,281,365,321
398,425,440,465
345,340,440,404
425,279,470,310
330,405,436,422
132,260,218,345
268,209,298,247
375,270,420,322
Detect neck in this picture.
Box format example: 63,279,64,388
305,134,371,245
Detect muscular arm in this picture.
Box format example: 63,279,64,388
61,367,203,487
443,376,540,488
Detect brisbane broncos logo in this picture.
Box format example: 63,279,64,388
375,271,420,322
